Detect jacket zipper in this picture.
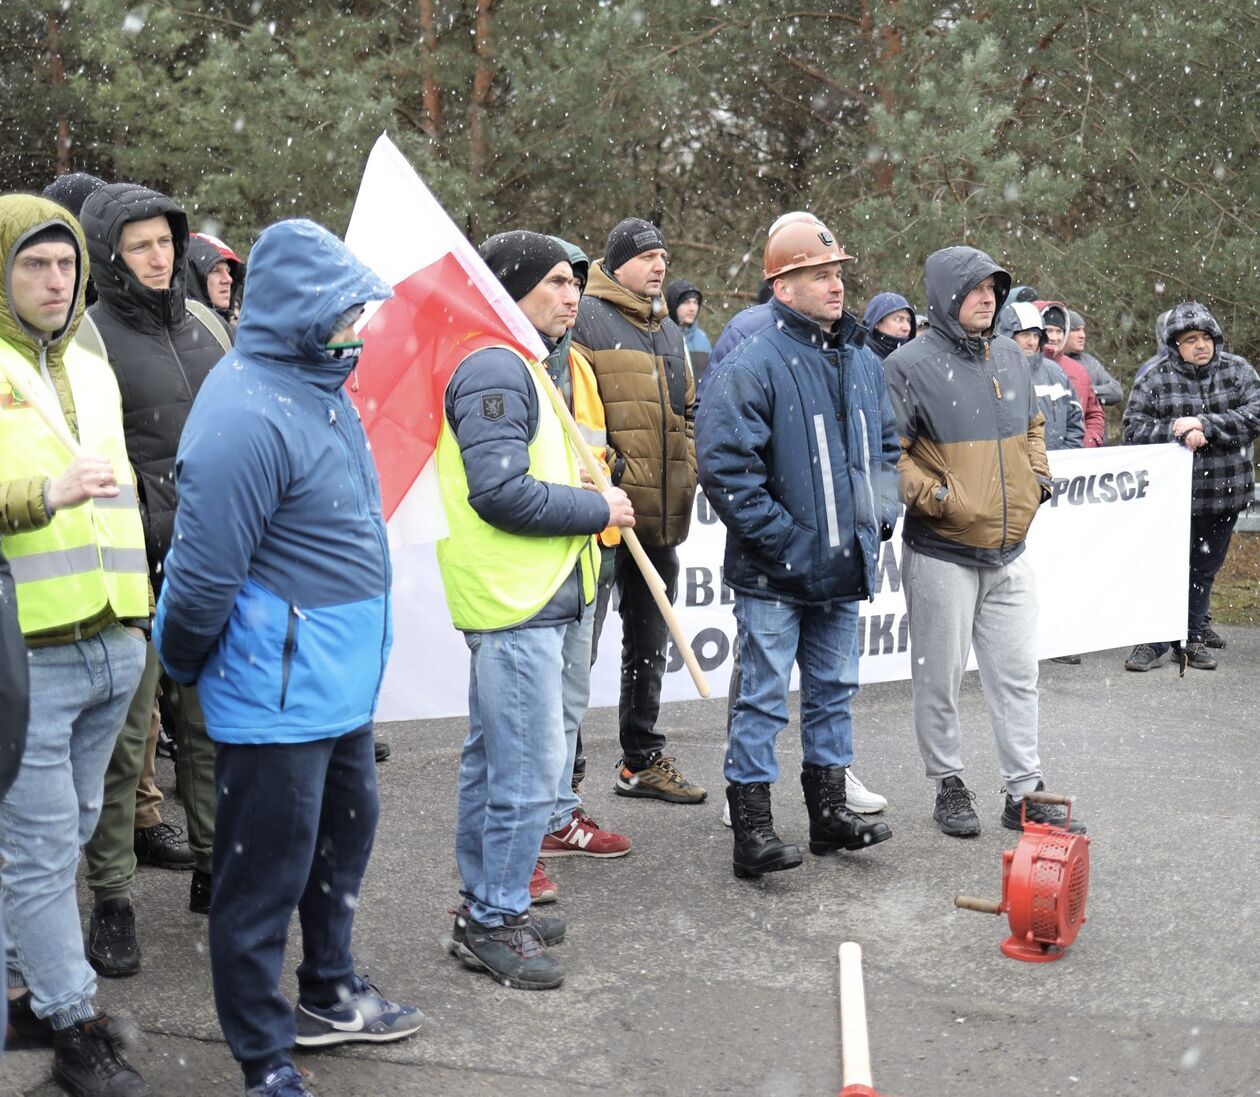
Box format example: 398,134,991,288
163,328,195,403
987,347,1010,550
650,318,669,540
280,603,307,710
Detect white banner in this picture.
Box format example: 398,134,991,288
376,443,1192,721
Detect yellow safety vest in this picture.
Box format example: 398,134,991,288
0,338,148,636
436,348,597,631
569,347,621,549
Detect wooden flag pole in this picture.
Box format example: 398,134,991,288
838,942,877,1096
529,359,711,700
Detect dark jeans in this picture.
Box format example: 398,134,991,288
573,545,617,780
612,542,680,769
210,724,379,1083
1150,511,1238,655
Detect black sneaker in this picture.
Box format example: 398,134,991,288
454,913,565,990
5,989,55,1048
1050,654,1082,665
1001,781,1087,834
1201,623,1226,649
933,776,981,837
1180,640,1217,671
133,822,194,870
449,902,565,949
1124,644,1163,672
373,737,391,764
52,1014,151,1097
88,899,141,978
189,869,211,916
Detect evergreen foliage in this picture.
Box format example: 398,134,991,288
3,0,1256,376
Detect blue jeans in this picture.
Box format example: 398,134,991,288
456,624,568,925
210,725,379,1081
548,608,597,834
0,625,145,1027
725,595,859,785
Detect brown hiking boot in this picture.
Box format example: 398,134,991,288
614,756,706,804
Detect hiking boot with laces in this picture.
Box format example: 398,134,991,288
528,859,558,904
1178,640,1218,671
540,811,631,858
1001,780,1087,834
293,975,424,1047
133,822,194,870
449,902,565,949
614,755,707,804
933,776,981,837
5,989,55,1049
1201,622,1225,649
454,913,565,990
88,899,141,978
246,1064,316,1096
800,765,892,855
727,781,802,878
1124,644,1163,672
52,1014,151,1097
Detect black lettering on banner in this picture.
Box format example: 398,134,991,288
898,613,910,653
665,628,732,673
856,613,910,655
1049,469,1150,507
694,492,720,526
874,539,901,594
868,613,897,655
686,567,714,607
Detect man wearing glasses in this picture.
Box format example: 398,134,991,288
1122,301,1260,672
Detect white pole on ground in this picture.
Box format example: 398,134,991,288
839,941,874,1090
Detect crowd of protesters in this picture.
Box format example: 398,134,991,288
1,171,1258,1097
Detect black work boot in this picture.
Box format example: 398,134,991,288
52,1014,152,1097
449,902,565,949
727,782,802,879
87,899,140,978
800,765,893,855
133,822,194,870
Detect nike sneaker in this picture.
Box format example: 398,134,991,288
293,976,424,1047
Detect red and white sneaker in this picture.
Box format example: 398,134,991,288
529,860,559,904
539,812,632,859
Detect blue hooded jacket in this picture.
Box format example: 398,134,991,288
862,292,917,360
155,219,395,744
696,300,901,604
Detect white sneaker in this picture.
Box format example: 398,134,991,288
722,798,732,827
845,770,888,814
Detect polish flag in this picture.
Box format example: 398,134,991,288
344,133,546,544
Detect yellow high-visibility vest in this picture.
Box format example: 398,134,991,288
0,338,148,636
436,348,596,631
569,346,621,549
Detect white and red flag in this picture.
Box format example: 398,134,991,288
344,132,546,544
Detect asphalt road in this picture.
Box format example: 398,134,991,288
3,634,1258,1097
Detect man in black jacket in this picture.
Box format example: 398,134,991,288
77,184,230,974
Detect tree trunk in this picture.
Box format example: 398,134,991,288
469,0,497,175
46,10,71,176
419,0,443,136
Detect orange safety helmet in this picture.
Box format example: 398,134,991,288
763,219,854,280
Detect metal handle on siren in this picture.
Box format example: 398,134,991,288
0,355,86,460
837,942,894,1097
527,358,711,699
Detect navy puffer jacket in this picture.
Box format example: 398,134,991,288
696,300,901,604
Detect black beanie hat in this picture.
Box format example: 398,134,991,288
479,231,569,302
41,172,108,219
17,223,79,255
604,217,666,274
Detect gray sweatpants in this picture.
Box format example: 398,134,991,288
902,545,1041,796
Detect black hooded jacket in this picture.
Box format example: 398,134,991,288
78,183,232,588
186,235,244,324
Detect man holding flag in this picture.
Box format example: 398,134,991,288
442,230,634,991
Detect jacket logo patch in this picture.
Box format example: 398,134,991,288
481,393,505,421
